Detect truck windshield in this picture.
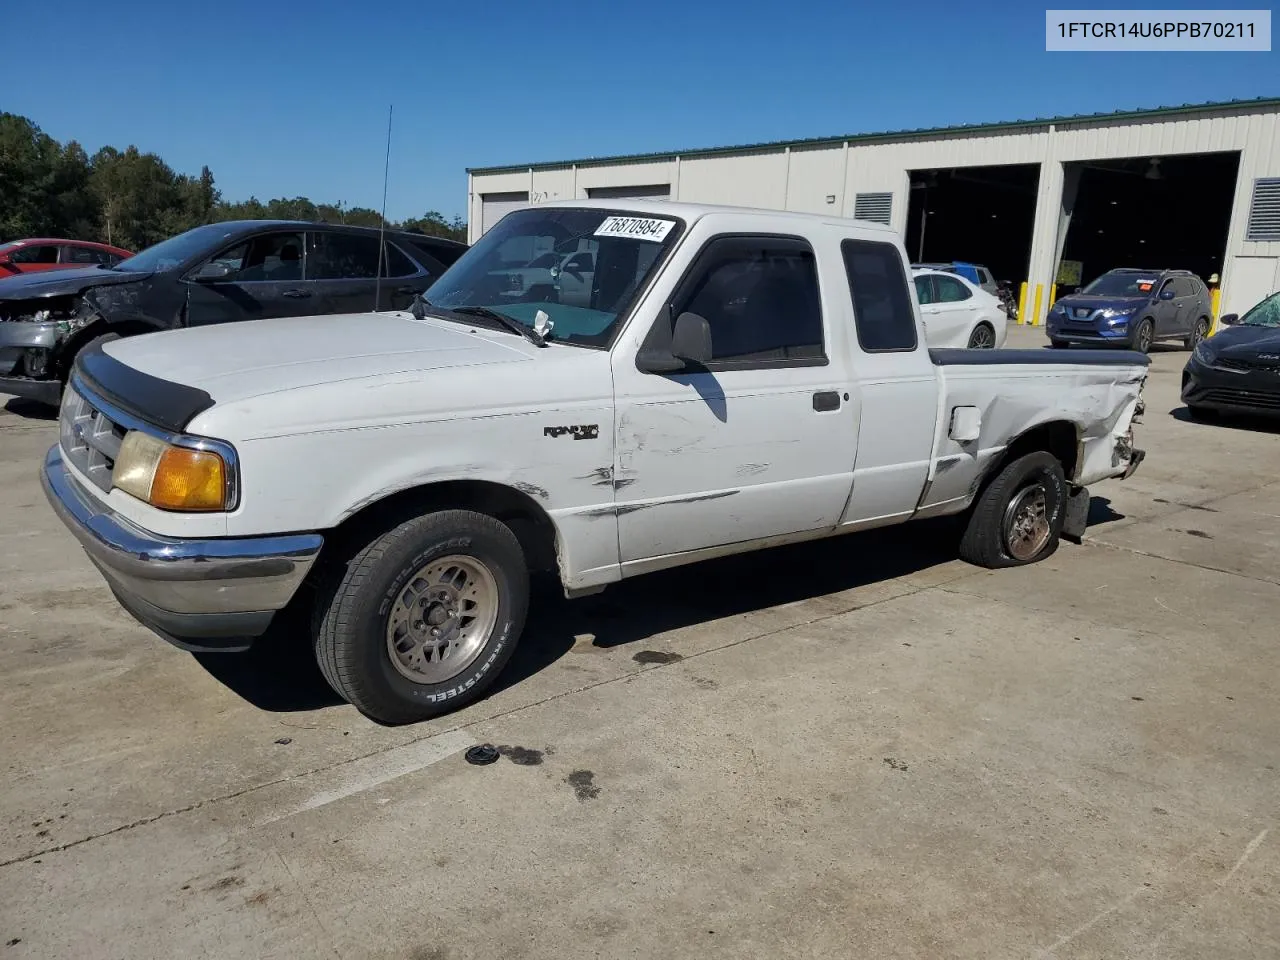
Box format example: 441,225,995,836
1081,272,1160,297
424,207,684,348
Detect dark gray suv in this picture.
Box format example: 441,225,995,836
1046,268,1213,353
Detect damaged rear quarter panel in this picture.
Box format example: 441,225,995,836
918,360,1147,513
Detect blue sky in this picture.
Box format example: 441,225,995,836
4,1,1275,222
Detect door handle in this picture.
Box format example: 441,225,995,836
812,391,841,412
281,289,312,299
393,285,418,295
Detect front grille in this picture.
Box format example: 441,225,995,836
59,384,125,493
1201,388,1280,410
1215,357,1280,374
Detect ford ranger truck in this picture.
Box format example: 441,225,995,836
42,201,1147,724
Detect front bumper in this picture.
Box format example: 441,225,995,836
41,445,324,652
1047,323,1132,346
1182,358,1280,417
0,320,63,405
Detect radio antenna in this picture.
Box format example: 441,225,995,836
374,104,393,312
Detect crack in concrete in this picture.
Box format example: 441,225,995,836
0,570,969,870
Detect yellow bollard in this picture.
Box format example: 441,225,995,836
1017,282,1028,326
1210,287,1222,335
1032,284,1044,327
1050,284,1057,312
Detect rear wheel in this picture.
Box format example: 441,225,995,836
967,323,996,349
959,452,1068,568
1132,318,1155,353
1185,316,1210,349
314,509,529,724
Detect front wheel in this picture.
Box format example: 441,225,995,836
314,510,529,724
1132,318,1155,353
959,452,1068,568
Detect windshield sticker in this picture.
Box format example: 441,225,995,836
1136,281,1155,291
593,216,675,243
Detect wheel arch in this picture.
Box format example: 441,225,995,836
56,317,160,381
322,478,563,583
976,419,1082,494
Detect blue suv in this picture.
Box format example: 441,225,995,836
1047,268,1213,353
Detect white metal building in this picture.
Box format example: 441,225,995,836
467,97,1280,324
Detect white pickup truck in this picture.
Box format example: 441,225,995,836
42,201,1148,724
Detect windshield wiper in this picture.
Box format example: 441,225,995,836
450,305,548,348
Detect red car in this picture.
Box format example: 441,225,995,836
0,238,134,275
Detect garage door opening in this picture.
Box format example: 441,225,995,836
1058,151,1240,290
906,164,1040,287
586,184,671,201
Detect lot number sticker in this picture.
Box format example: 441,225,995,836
594,216,675,243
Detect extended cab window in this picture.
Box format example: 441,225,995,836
672,235,825,367
308,233,382,279
935,275,972,303
842,239,917,352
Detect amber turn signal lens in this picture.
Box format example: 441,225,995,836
149,447,227,511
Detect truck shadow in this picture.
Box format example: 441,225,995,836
194,517,966,714
493,516,966,696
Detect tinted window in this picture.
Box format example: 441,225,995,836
10,244,58,264
64,245,112,264
1174,277,1197,297
1082,272,1159,297
671,235,824,366
308,232,382,279
935,275,972,303
842,239,917,352
914,275,936,305
979,268,993,285
384,242,419,278
236,232,303,282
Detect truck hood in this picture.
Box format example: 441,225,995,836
102,311,535,407
0,266,149,300
1054,294,1148,313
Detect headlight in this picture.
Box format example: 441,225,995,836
113,431,231,511
1193,341,1216,365
1100,307,1134,320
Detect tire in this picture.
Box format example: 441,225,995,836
967,323,996,349
314,509,529,724
1132,318,1155,354
1184,317,1210,350
1049,339,1070,349
959,451,1068,569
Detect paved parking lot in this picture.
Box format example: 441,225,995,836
2,325,1279,959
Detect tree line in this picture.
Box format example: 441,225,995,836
0,113,466,253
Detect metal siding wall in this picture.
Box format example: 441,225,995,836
467,105,1280,310
529,168,575,206
577,161,677,198
785,145,846,214
678,152,789,208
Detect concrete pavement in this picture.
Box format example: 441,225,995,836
2,326,1278,958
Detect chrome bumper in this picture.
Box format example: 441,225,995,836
41,445,323,652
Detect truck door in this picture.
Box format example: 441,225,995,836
611,233,857,565
837,238,939,530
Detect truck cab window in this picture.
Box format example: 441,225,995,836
672,236,825,366
842,239,917,352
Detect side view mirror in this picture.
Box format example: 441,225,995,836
193,261,233,282
1158,288,1176,301
636,310,713,374
1218,313,1239,326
